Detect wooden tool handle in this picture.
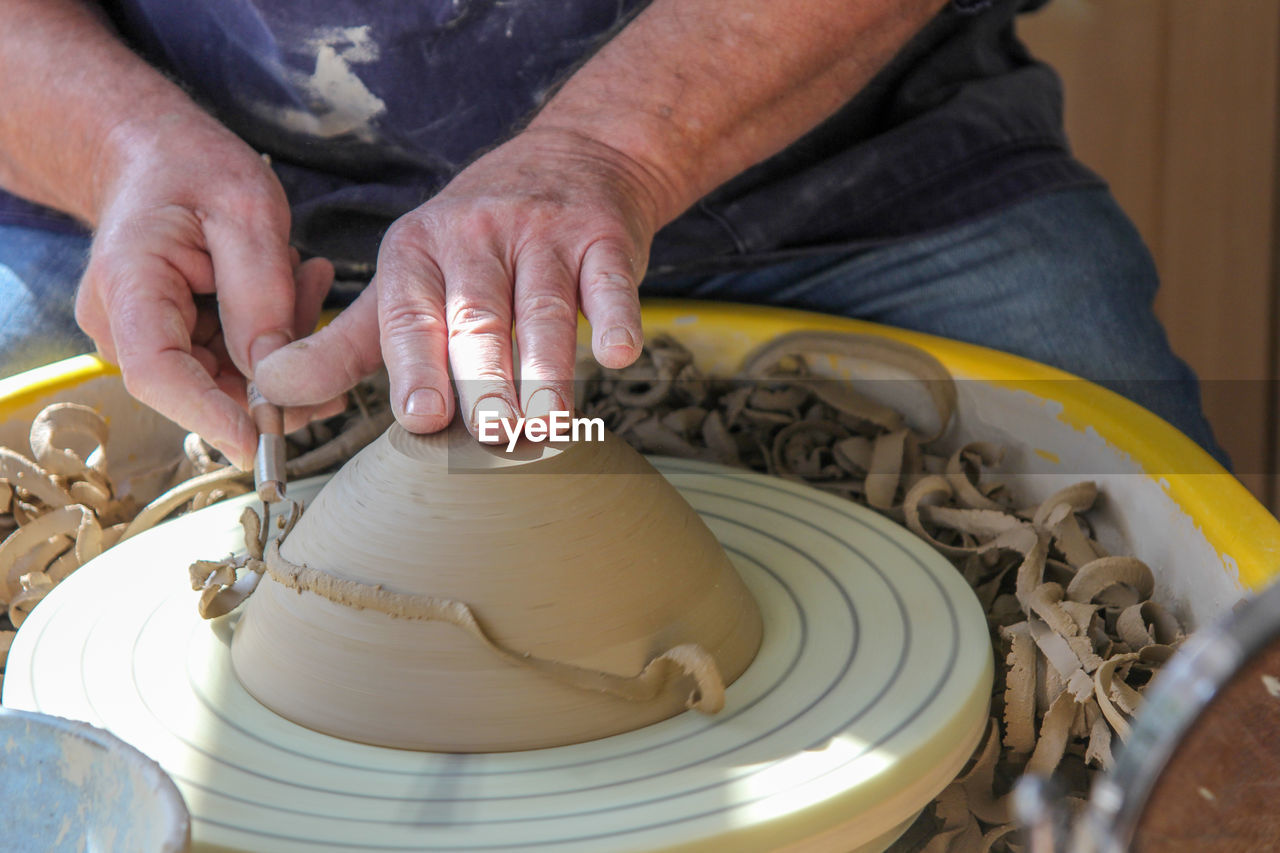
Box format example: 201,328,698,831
247,382,286,502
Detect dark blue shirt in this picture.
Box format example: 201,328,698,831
1,0,1100,279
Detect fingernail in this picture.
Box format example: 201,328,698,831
524,387,564,420
471,396,515,442
250,331,292,372
600,326,635,351
405,388,446,418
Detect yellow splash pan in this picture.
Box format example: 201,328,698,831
0,298,1273,614
1,299,1275,853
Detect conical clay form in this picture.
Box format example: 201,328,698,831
230,420,763,751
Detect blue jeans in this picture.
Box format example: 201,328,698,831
646,187,1226,466
0,186,1225,464
0,225,92,377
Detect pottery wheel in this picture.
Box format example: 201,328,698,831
4,459,992,853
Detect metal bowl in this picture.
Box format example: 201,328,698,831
0,707,190,852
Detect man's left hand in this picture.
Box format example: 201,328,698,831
255,127,661,437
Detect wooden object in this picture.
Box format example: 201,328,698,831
246,382,286,503
1133,639,1280,851
1019,0,1280,504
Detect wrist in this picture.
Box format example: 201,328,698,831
523,114,693,228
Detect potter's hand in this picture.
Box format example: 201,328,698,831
255,128,660,436
74,115,344,469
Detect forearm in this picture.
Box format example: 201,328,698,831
529,0,947,226
0,0,208,224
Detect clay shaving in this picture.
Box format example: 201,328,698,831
572,333,1184,852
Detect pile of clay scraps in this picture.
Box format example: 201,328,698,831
577,332,1185,853
0,379,394,693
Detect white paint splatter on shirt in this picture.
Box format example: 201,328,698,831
258,25,387,141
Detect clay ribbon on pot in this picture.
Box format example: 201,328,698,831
192,499,727,713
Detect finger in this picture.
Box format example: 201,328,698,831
281,395,348,434
213,378,336,441
163,241,216,295
213,371,248,411
253,281,382,406
190,344,219,377
79,247,201,364
204,330,235,380
259,255,338,419
512,246,578,421
441,251,518,439
211,373,328,469
292,256,334,338
203,203,297,377
377,223,456,434
191,298,221,348
218,302,345,434
578,239,643,369
74,270,110,344
74,280,116,364
102,262,257,469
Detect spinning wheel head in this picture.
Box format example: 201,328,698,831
5,460,992,852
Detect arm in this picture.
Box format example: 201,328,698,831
530,0,948,228
0,0,338,467
256,0,948,437
0,1,140,222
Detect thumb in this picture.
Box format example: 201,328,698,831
254,282,384,406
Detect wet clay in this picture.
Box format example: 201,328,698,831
194,495,728,713
261,539,725,712
0,390,396,629
228,419,762,752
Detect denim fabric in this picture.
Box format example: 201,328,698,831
0,225,92,378
645,186,1227,466
0,185,1225,465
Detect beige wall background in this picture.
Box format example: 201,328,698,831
1018,0,1280,505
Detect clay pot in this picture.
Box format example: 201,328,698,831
230,420,762,752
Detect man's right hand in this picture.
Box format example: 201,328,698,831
74,112,344,469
